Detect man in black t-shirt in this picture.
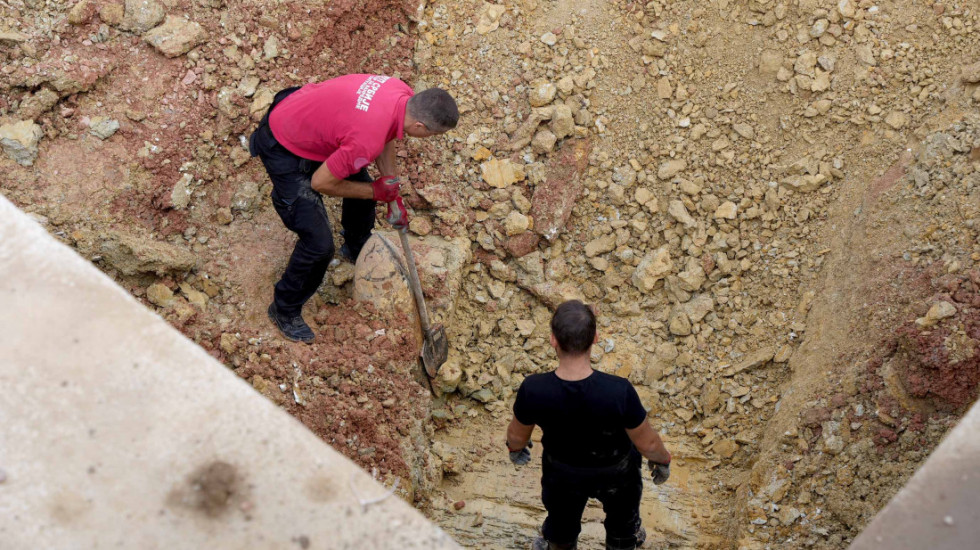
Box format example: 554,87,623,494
506,300,672,550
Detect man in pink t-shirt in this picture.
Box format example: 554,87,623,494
248,74,458,343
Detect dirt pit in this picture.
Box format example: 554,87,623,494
2,0,979,548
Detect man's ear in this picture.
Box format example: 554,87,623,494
593,332,599,344
549,333,558,350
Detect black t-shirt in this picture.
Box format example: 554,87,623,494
513,370,648,468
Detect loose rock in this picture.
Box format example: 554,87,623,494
529,80,557,107
144,16,208,58
550,104,575,140
885,112,909,130
171,173,193,210
531,128,557,154
759,50,783,75
714,201,738,220
117,0,165,34
503,211,530,236
74,228,196,275
962,62,980,84
146,283,174,307
667,200,696,227
480,158,525,188
632,247,672,293
89,117,120,140
0,120,43,166
68,0,99,25
476,4,507,35
915,301,956,327
0,31,29,44
714,439,739,459
658,159,687,180
435,361,463,394
250,89,275,119
584,234,616,257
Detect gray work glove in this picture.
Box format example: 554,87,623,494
509,441,533,466
649,459,670,485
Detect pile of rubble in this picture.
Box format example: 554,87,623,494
407,0,980,546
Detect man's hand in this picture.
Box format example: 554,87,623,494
386,196,409,230
371,176,401,203
509,441,533,466
649,459,670,485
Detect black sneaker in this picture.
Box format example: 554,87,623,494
267,303,314,343
339,243,355,262
329,244,357,269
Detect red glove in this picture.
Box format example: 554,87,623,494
371,176,400,203
386,196,409,230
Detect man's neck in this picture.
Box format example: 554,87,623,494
555,353,593,381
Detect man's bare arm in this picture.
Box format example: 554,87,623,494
626,419,672,464
506,416,534,451
310,164,374,199
374,141,398,178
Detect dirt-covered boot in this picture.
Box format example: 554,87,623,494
606,526,646,550
532,536,577,550
267,302,314,343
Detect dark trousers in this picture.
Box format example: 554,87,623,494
541,451,643,550
249,88,376,317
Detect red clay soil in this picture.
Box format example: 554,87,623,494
3,0,424,230
529,138,592,243
1,0,439,484
861,269,980,424
895,271,980,411
197,298,429,484
801,261,979,457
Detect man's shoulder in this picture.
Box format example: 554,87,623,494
517,371,556,392
520,371,554,385
591,369,628,382
590,370,634,390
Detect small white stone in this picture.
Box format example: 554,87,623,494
810,19,829,38
540,32,557,46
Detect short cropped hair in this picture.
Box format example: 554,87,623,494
551,300,596,355
407,88,459,132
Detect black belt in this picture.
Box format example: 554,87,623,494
543,449,638,477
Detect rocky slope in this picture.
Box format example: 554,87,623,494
2,0,979,548
1,0,440,503
406,0,979,548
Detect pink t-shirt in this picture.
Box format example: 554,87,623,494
269,74,413,179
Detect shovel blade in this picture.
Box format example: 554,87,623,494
421,324,449,378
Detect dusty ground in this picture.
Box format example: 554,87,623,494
1,0,439,501
2,0,979,548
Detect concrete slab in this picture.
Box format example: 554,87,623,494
849,399,980,549
0,195,458,549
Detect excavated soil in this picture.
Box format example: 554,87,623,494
1,0,437,500
2,0,979,549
